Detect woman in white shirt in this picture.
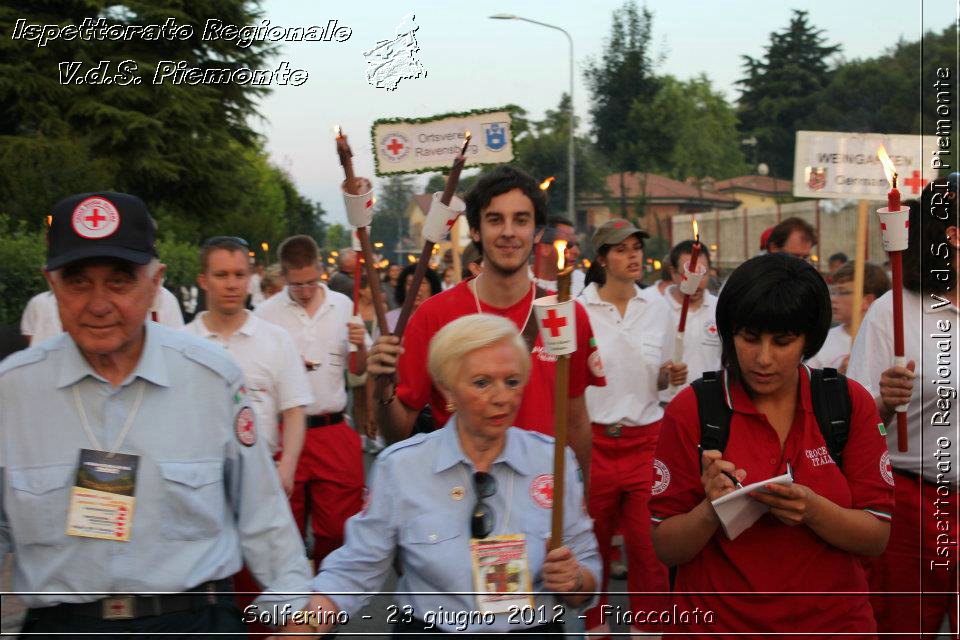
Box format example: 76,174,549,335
578,218,687,636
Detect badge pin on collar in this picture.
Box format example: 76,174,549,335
451,486,465,501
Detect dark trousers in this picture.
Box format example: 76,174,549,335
21,602,247,639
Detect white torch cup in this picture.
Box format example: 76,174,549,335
678,260,708,296
422,192,467,243
532,296,577,356
877,205,910,411
876,206,910,252
342,178,374,228
348,314,363,352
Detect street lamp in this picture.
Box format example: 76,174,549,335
490,14,575,224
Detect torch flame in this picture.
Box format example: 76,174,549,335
540,176,556,191
692,219,699,242
554,239,568,270
876,145,897,187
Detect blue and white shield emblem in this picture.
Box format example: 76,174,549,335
482,122,508,151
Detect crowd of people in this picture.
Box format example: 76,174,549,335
0,166,955,638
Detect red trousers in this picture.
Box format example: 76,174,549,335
290,422,364,563
585,422,669,635
867,469,958,638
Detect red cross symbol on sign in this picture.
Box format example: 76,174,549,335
902,170,928,194
386,137,404,155
542,309,567,337
85,208,106,228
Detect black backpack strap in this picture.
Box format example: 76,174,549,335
691,370,733,472
810,367,852,469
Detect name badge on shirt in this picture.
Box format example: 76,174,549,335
66,449,139,542
471,534,534,614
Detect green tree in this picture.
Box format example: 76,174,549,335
512,94,608,217
0,1,280,230
323,223,351,251
371,174,415,262
584,1,666,217
803,26,953,142
736,9,841,178
646,75,750,181
0,216,46,325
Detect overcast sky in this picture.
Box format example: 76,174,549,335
253,0,947,225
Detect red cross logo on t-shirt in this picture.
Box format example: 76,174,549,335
902,170,928,194
530,474,554,508
542,309,567,337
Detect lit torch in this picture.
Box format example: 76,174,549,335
877,145,910,452
335,125,390,339
548,237,573,549
540,176,556,191
672,219,705,389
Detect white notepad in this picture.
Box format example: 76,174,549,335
710,469,794,540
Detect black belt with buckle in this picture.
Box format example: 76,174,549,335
307,412,344,428
37,578,232,621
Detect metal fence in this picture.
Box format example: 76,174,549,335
671,200,889,274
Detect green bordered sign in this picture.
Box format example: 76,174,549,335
371,107,513,176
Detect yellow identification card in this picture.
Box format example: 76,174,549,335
66,449,139,541
471,534,535,614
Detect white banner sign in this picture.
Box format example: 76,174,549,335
373,108,513,175
793,130,939,199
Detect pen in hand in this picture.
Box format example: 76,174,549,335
699,444,744,489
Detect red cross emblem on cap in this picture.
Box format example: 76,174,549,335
542,309,568,337
613,221,625,229
71,197,120,239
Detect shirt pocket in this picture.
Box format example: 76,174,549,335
6,464,74,546
157,460,225,541
399,514,467,586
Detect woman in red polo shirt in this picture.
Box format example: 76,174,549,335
649,253,893,639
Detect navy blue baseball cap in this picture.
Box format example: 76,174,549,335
46,191,158,270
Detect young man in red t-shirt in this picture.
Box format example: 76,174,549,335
368,165,605,475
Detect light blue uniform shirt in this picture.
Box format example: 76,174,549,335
0,323,312,611
314,418,601,632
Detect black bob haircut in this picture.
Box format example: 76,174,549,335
715,253,831,379
464,165,547,252
395,263,442,306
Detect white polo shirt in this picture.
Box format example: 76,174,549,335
185,311,313,454
660,287,721,402
579,282,673,426
22,287,183,344
151,286,185,327
254,284,368,416
847,288,959,486
20,291,60,344
805,324,851,370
